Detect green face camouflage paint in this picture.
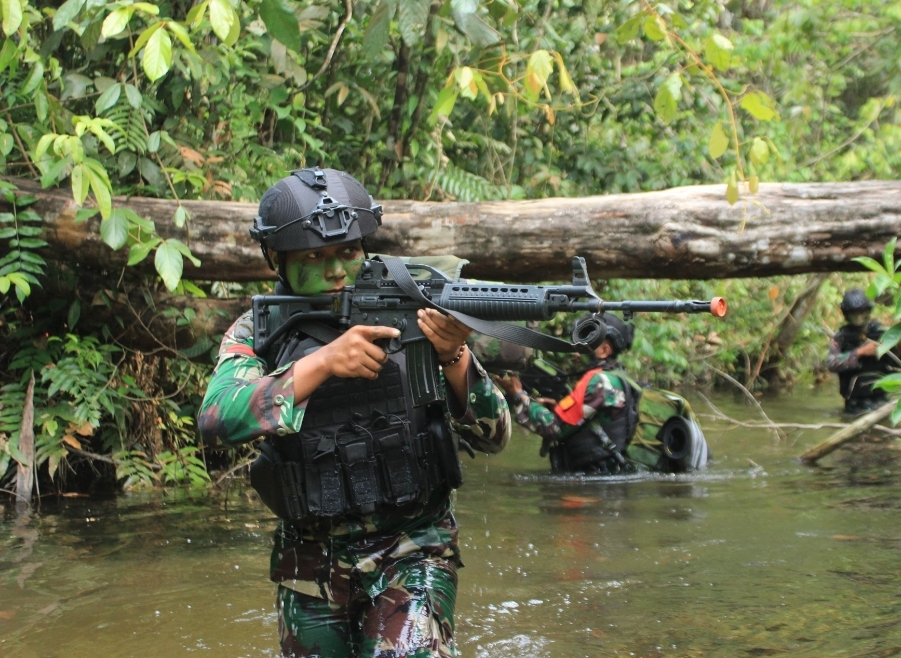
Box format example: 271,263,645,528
283,241,365,294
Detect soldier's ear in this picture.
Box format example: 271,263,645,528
267,249,280,268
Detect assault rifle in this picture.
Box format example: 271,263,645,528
252,256,727,407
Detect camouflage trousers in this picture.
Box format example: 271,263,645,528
276,556,459,658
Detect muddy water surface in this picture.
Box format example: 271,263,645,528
2,388,900,657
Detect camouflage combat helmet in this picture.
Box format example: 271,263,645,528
250,167,383,277
840,288,874,318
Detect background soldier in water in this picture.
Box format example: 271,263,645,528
826,288,900,415
198,168,510,658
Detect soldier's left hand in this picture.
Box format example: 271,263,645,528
417,308,471,362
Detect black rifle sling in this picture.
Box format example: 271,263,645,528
380,256,584,354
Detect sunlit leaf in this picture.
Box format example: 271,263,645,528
210,0,239,46
101,6,132,38
1,0,23,36
428,84,458,124
100,209,129,250
95,82,122,114
155,239,184,291
749,137,769,166
142,26,172,82
654,73,682,124
643,15,666,42
708,121,728,159
705,33,733,71
616,15,640,44
740,91,777,121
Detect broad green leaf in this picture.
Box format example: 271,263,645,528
0,275,8,294
526,50,553,99
86,168,112,218
128,20,164,57
1,0,22,36
363,0,391,53
749,136,769,166
6,271,30,297
452,10,500,48
53,0,86,32
878,323,901,356
100,209,129,250
155,240,184,291
173,205,187,228
873,372,901,392
260,0,302,51
142,26,172,82
616,16,640,44
127,241,154,265
71,162,88,204
891,402,901,427
428,85,458,124
705,34,733,71
398,0,430,46
186,0,209,26
643,15,666,42
34,133,55,163
132,2,160,15
654,73,682,124
726,173,739,205
740,91,777,121
883,237,897,273
169,238,201,267
749,175,759,193
124,84,142,109
210,0,239,46
101,6,132,38
22,62,44,96
708,121,728,159
0,133,12,156
0,38,17,73
552,52,577,95
95,82,122,114
165,20,196,54
851,256,886,274
147,131,161,153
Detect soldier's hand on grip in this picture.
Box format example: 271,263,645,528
319,325,399,379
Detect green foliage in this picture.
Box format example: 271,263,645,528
854,238,901,424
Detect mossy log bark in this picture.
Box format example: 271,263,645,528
3,178,900,282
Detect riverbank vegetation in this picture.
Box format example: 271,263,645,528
1,0,900,494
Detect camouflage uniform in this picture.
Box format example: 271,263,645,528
826,320,892,414
509,357,629,469
199,311,510,658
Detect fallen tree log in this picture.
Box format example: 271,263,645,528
3,178,900,282
798,399,898,464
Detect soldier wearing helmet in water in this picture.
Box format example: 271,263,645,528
198,168,510,658
494,313,643,474
826,288,900,415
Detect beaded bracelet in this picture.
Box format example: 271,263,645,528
439,345,466,367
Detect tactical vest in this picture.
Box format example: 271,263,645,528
548,367,641,473
250,332,462,525
835,322,887,401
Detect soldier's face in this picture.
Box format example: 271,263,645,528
278,240,365,294
847,310,870,327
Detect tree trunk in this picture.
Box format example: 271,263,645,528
3,178,900,282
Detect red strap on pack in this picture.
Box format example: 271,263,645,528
224,344,256,357
553,367,604,425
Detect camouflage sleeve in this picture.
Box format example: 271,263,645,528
511,371,626,443
826,333,860,372
446,354,511,454
197,311,306,449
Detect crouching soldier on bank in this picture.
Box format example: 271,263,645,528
198,168,510,658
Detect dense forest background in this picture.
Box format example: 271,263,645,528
1,0,900,493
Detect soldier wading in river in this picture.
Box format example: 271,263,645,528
826,288,900,416
198,168,510,658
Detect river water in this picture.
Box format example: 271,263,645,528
2,388,900,658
